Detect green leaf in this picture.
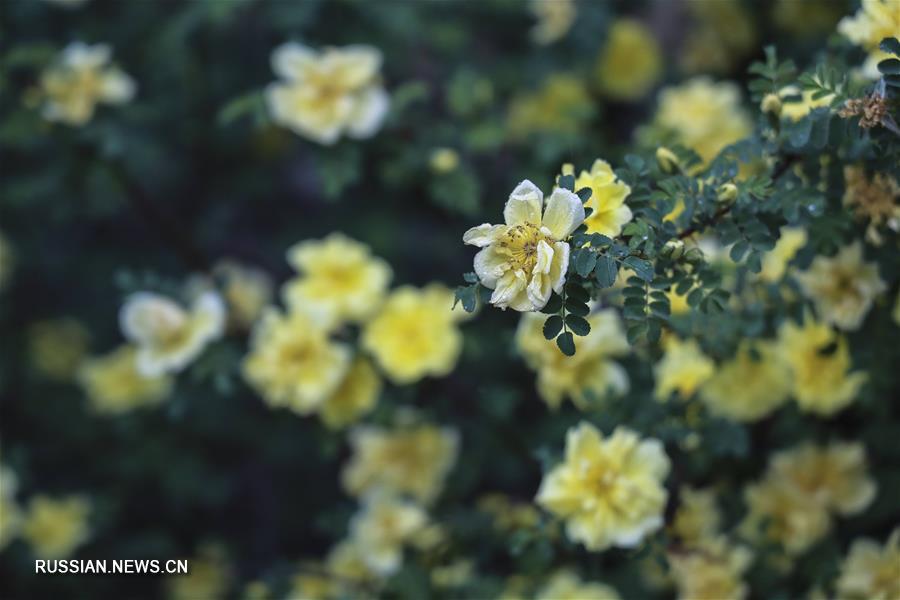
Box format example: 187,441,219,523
594,255,618,287
565,284,589,303
453,285,477,312
626,322,648,344
543,315,563,340
575,250,598,277
558,174,575,191
730,241,749,262
565,299,590,317
541,294,563,314
622,256,653,282
877,58,900,75
556,332,576,356
463,272,479,283
565,315,591,336
687,288,704,307
880,37,900,57
576,187,592,202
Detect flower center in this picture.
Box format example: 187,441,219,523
496,223,551,273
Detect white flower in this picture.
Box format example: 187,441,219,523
463,180,584,311
265,43,389,145
119,291,225,376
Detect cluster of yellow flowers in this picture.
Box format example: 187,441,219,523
742,442,876,556
289,419,459,596
243,233,468,429
838,0,900,77
843,166,900,245
507,75,593,139
1,462,92,560
835,527,900,600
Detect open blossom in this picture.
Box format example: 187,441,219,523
283,233,391,324
362,284,466,384
243,307,350,415
120,291,225,376
669,537,753,600
78,345,173,415
516,310,630,410
796,242,886,330
836,527,900,600
213,261,272,331
318,357,381,430
569,160,633,237
595,19,662,101
838,0,900,77
342,423,459,505
536,422,670,551
464,180,584,312
265,43,389,145
39,42,134,126
777,317,866,416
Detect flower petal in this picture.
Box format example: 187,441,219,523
271,42,316,81
504,180,543,226
463,223,504,247
473,247,508,289
550,241,570,293
526,272,552,311
542,187,585,240
490,270,527,309
346,86,390,139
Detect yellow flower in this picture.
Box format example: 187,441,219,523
78,345,173,415
655,77,752,165
120,290,225,376
759,227,807,282
536,570,620,600
699,341,791,422
742,475,831,555
28,318,90,381
167,545,231,600
836,527,900,600
318,357,381,430
349,495,428,576
595,19,662,101
213,260,273,330
516,310,630,410
536,422,670,551
39,42,134,125
362,284,466,384
838,0,900,78
507,75,593,138
21,495,91,559
796,242,886,331
464,180,584,312
777,318,866,416
530,0,576,45
654,336,715,401
429,147,460,174
570,160,633,237
769,442,876,516
671,487,721,547
265,43,389,145
668,537,753,600
342,423,458,505
284,234,391,324
243,307,351,415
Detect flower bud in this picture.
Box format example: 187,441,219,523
655,147,680,174
717,183,738,204
661,239,685,260
761,93,782,117
429,148,459,174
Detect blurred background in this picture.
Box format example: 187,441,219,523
2,0,898,599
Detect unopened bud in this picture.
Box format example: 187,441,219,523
717,182,738,203
655,147,681,174
761,93,782,117
429,147,459,174
661,239,685,259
